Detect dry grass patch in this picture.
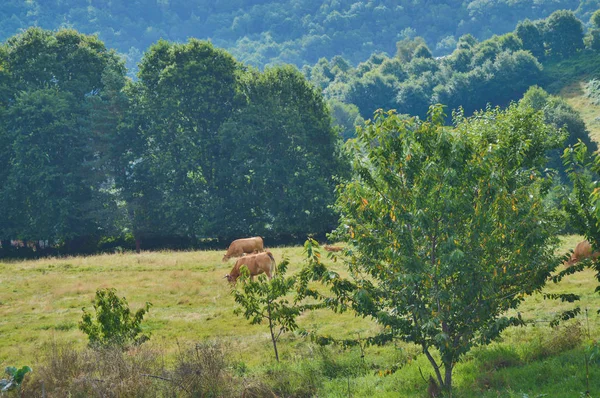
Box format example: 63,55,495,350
560,80,600,142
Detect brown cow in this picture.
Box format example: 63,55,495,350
222,237,264,262
225,251,276,283
567,240,600,267
324,245,343,252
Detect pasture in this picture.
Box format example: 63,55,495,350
1,236,600,397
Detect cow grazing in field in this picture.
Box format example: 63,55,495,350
225,251,276,283
567,240,600,267
324,245,343,252
222,237,264,262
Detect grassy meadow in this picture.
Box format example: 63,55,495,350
0,236,599,396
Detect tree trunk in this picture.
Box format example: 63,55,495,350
135,238,141,254
444,362,453,397
423,347,444,389
267,305,279,362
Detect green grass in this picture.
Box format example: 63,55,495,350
542,51,600,94
1,237,600,396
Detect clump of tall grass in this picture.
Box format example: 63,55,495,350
20,340,252,397
522,322,584,362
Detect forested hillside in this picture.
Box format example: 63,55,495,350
309,9,600,149
2,6,600,256
1,0,598,70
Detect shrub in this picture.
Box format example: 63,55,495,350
79,288,151,349
585,78,600,105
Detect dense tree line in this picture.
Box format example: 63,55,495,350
0,28,347,255
0,0,595,72
308,9,600,145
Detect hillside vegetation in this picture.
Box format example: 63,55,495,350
0,0,597,70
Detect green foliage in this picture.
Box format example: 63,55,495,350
232,257,304,362
591,9,600,28
561,142,600,310
585,78,600,104
214,65,348,240
0,365,32,392
0,27,126,248
519,86,597,177
516,19,545,60
545,10,584,59
330,104,563,392
328,99,364,141
79,288,151,349
413,44,433,59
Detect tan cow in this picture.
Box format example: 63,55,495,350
225,251,276,283
567,240,600,266
324,245,343,252
222,237,264,262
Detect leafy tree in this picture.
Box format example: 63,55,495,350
443,49,473,73
586,10,600,51
0,28,126,249
457,33,478,50
344,71,399,119
395,36,427,63
520,86,596,179
544,10,584,59
79,288,151,348
497,32,523,52
329,104,563,393
592,9,600,28
328,99,364,141
213,66,348,240
395,80,432,119
232,258,303,362
379,57,408,81
413,44,433,59
559,142,600,314
120,39,243,246
515,19,546,60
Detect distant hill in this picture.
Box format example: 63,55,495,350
1,0,598,71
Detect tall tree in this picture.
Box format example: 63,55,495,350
544,10,584,59
329,104,563,394
0,28,126,249
214,65,348,241
120,39,243,246
515,19,546,60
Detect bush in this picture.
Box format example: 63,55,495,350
79,288,151,349
585,78,600,105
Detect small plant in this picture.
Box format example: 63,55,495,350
79,288,151,348
232,257,304,362
0,365,32,393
